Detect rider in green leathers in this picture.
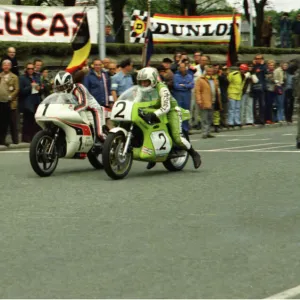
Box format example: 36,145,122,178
135,67,201,169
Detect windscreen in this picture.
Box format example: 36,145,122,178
41,93,78,105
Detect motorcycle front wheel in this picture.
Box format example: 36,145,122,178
102,132,133,180
29,130,59,177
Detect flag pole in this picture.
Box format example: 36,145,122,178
98,0,106,59
249,0,254,46
142,0,151,67
71,6,88,44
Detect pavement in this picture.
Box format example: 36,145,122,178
1,125,300,298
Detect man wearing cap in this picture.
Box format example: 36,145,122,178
161,58,174,91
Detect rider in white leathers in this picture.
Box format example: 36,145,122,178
53,71,105,143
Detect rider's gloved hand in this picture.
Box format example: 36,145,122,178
144,112,159,124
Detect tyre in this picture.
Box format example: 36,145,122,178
102,132,133,180
163,149,189,172
87,149,103,169
29,130,59,177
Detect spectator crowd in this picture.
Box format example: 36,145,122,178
0,47,298,145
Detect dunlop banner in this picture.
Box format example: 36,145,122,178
130,10,241,44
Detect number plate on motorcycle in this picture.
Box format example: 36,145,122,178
111,100,133,121
150,131,171,156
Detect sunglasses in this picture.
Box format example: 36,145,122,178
27,68,34,70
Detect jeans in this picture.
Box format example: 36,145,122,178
276,93,285,122
241,93,253,124
252,90,265,124
220,101,228,126
200,109,213,135
228,98,241,125
284,89,294,122
297,98,300,140
265,91,277,122
189,89,200,127
280,32,290,48
177,96,191,132
0,102,10,144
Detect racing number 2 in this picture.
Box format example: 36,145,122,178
114,101,126,118
158,133,167,150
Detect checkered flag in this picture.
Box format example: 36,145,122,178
130,10,152,44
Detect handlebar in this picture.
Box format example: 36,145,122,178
138,108,160,125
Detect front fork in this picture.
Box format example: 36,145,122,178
121,124,134,157
47,127,60,157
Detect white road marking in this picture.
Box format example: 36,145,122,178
283,133,293,136
216,134,256,137
202,143,284,152
227,138,270,142
197,150,300,153
0,150,29,153
247,144,295,151
264,284,300,299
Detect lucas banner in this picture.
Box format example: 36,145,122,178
0,5,98,43
130,10,242,44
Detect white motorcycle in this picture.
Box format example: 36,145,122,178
30,93,108,177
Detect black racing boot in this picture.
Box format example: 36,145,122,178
188,147,201,169
147,162,156,170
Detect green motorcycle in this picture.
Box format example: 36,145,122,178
102,86,191,180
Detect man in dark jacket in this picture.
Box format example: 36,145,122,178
0,47,19,76
252,54,268,125
19,62,41,142
83,58,113,108
288,58,300,148
292,14,300,48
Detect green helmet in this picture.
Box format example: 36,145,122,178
137,67,159,92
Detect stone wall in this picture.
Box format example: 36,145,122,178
19,53,300,72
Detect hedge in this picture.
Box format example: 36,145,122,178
1,42,300,58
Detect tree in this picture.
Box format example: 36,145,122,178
15,0,74,5
243,0,268,46
109,0,126,43
64,0,76,5
180,0,197,15
126,0,181,15
126,0,232,16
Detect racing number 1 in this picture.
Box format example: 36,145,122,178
42,104,50,116
158,133,167,150
114,101,126,118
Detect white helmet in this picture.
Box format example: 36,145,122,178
54,71,73,93
137,67,159,92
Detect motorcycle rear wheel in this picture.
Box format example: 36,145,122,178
87,148,103,169
29,130,59,177
102,132,133,180
163,150,189,171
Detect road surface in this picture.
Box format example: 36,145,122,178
1,125,300,298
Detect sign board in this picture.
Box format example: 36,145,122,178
130,10,241,44
0,5,98,43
